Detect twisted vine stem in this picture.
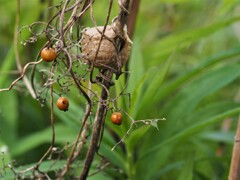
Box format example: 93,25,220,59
80,1,131,179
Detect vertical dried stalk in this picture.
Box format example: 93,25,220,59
126,0,140,38
125,0,140,78
229,117,240,180
80,71,113,180
80,1,131,179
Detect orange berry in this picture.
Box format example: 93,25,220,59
41,47,57,62
110,112,122,125
56,97,69,111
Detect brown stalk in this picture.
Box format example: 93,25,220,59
125,0,140,77
80,70,113,180
229,117,240,180
80,0,131,179
126,0,140,38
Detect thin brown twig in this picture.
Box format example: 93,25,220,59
111,117,166,151
0,59,43,93
88,161,110,177
14,0,36,99
14,65,56,178
30,0,91,95
71,81,93,162
47,0,53,20
58,62,92,177
59,0,69,47
89,0,113,83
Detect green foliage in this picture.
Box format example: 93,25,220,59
0,0,240,179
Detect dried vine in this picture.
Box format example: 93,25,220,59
80,1,131,178
0,0,164,179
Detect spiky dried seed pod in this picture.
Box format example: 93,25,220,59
80,24,132,72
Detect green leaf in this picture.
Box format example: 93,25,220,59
88,172,113,180
177,157,194,180
141,107,240,158
198,131,234,144
2,160,67,179
165,64,240,122
145,17,240,65
126,125,151,153
129,74,147,118
127,38,145,93
155,47,240,103
150,120,160,130
152,161,184,179
100,143,127,174
11,124,77,156
184,101,239,124
217,0,240,15
0,47,15,88
0,90,18,145
19,1,44,26
159,0,199,2
0,140,11,170
3,159,84,179
138,53,173,113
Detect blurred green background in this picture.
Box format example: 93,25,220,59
1,0,240,179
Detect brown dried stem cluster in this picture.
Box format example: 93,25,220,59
0,0,165,179
0,0,134,179
0,0,167,179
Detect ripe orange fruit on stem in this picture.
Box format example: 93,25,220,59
41,47,57,62
57,97,69,111
110,112,122,125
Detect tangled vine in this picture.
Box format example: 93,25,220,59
0,0,165,179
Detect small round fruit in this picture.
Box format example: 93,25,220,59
57,97,69,111
41,47,57,62
110,112,122,125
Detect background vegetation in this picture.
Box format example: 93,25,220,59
1,0,240,179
